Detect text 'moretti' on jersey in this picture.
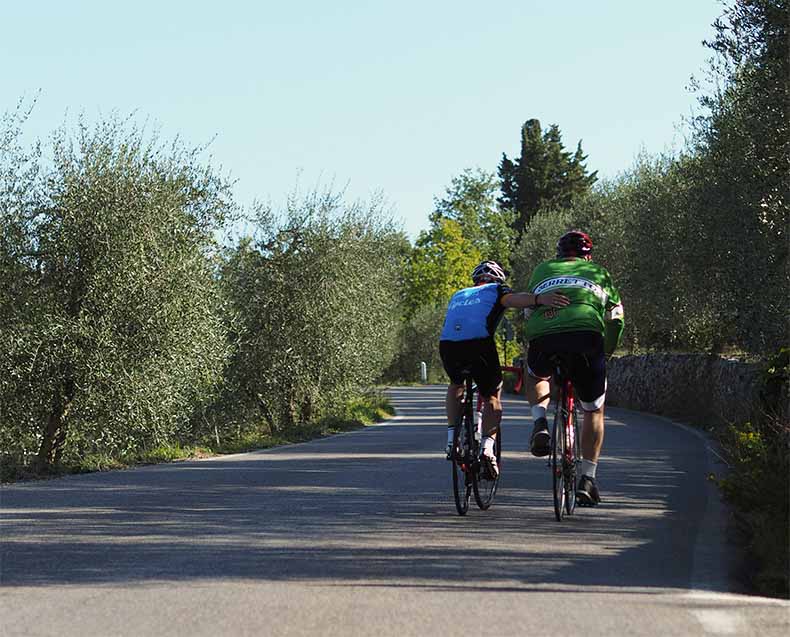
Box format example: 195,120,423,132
524,258,624,344
440,283,512,342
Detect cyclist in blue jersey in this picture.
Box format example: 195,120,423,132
440,260,569,478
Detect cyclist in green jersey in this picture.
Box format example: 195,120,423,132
523,230,624,506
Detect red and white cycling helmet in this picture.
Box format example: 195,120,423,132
556,230,593,258
471,260,507,284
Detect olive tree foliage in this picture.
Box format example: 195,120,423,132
382,304,447,383
0,109,233,468
685,0,788,353
216,190,404,432
0,103,44,462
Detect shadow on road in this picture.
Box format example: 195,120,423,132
1,400,717,593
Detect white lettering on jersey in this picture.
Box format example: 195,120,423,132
448,296,482,310
534,276,608,302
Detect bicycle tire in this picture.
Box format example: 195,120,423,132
451,416,471,515
473,426,501,510
452,378,475,516
552,388,567,521
564,399,579,515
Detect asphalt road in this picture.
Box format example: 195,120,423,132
1,385,788,636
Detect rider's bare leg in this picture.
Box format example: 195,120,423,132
481,388,503,438
582,406,605,463
525,375,551,411
445,383,464,426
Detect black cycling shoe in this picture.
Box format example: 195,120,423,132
530,417,551,457
577,475,601,506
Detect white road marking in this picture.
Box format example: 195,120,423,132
685,590,790,606
692,609,745,634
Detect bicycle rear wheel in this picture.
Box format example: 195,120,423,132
564,405,579,515
452,417,471,515
473,427,501,510
551,395,567,521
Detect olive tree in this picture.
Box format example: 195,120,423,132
0,112,233,468
218,190,403,432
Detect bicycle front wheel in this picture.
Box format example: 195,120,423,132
473,427,501,510
552,402,567,521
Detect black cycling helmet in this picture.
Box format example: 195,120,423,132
557,230,593,258
472,260,507,284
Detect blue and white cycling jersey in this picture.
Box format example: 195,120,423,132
439,283,512,342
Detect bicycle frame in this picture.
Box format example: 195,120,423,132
559,378,576,469
460,378,486,469
461,375,478,469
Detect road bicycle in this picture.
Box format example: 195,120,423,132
548,354,581,521
450,372,501,515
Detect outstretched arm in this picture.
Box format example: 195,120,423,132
501,290,570,309
604,301,625,354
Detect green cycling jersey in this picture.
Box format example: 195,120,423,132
523,257,624,353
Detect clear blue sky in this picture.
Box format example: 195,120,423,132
4,1,722,240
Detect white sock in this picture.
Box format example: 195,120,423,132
531,405,547,421
482,436,496,454
446,427,454,445
582,460,597,478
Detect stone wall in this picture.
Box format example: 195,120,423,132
607,354,763,428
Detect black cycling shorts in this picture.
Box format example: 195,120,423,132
439,337,502,398
526,331,606,410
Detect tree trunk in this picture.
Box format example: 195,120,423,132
35,378,75,469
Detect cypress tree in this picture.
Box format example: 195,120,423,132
498,118,597,236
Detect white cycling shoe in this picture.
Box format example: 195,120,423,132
481,449,499,479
